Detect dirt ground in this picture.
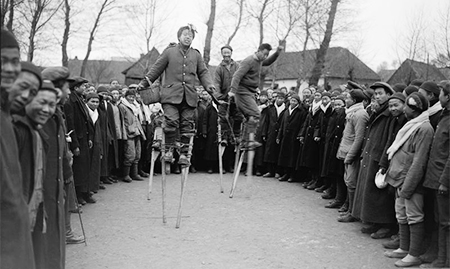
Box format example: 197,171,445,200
67,172,399,269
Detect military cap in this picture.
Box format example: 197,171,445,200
369,81,394,95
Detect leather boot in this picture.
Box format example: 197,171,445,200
122,166,132,183
131,164,145,181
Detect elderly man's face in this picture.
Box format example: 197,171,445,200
221,48,232,63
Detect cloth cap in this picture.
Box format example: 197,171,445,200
259,90,268,97
70,76,88,89
125,89,137,97
363,88,375,100
388,92,406,103
290,94,301,103
406,92,429,112
40,80,56,91
404,85,419,96
419,81,440,96
41,66,72,82
85,92,99,101
393,83,407,93
1,28,19,49
369,81,394,95
349,89,366,103
221,45,233,52
347,81,362,90
438,80,450,95
96,85,109,93
410,79,424,87
20,61,42,88
276,91,286,99
335,94,346,103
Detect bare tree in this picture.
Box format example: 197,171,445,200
17,0,62,62
226,0,245,46
309,0,340,86
203,0,216,67
1,0,25,31
61,0,70,67
86,60,114,85
248,0,274,45
432,3,450,68
273,0,304,44
80,0,115,77
394,10,427,64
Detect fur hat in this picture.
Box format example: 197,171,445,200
404,85,419,96
420,81,440,96
410,79,424,87
393,83,407,93
369,82,394,95
1,28,19,49
349,89,366,103
85,92,99,101
406,92,429,112
290,94,301,103
388,92,406,103
20,61,42,88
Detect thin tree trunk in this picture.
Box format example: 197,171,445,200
7,0,14,31
61,0,70,67
226,0,244,46
80,0,111,77
203,0,216,67
27,6,40,62
309,0,339,86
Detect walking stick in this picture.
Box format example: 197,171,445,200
70,182,87,246
217,116,224,193
175,135,194,228
147,127,162,200
161,132,167,224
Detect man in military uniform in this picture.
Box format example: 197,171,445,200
138,25,215,165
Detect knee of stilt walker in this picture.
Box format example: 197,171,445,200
247,116,258,133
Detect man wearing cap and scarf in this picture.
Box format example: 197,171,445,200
214,44,243,149
336,89,369,222
41,66,85,245
421,81,450,268
418,81,442,129
138,24,215,166
352,81,396,237
254,90,270,176
0,28,36,269
9,61,42,114
384,92,434,268
277,94,307,182
261,91,286,178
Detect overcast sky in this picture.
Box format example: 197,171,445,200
32,0,448,72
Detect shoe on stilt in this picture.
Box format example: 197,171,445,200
178,153,191,166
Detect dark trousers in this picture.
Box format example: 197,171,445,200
218,100,244,144
162,100,195,149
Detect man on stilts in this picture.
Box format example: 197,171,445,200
138,24,215,227
228,43,283,197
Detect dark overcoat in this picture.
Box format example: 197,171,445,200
379,114,407,170
263,104,285,164
32,112,69,269
352,103,396,224
321,107,346,177
106,101,119,169
203,103,219,161
296,108,322,171
64,92,91,192
0,111,35,269
98,99,111,176
277,105,307,168
314,105,333,173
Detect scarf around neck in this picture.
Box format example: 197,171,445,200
86,104,98,124
386,111,430,160
427,101,442,117
275,103,285,117
320,102,331,113
310,100,322,115
122,98,140,117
